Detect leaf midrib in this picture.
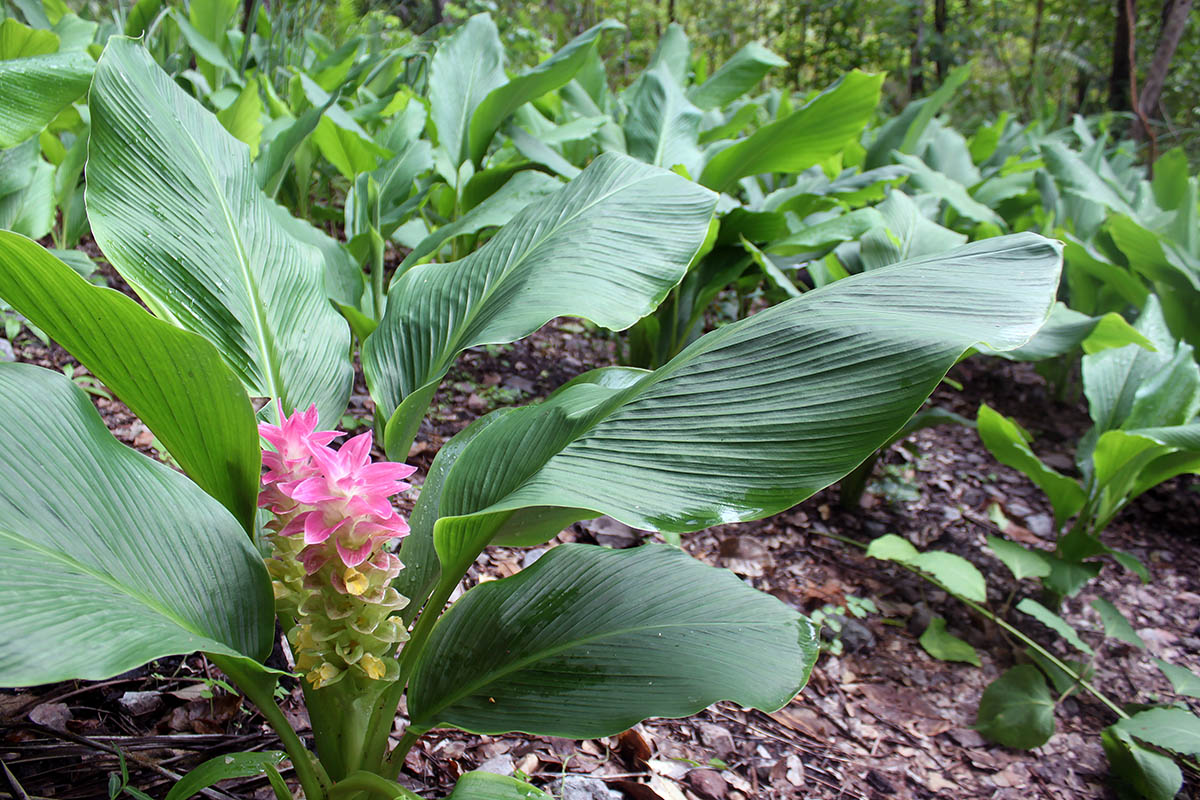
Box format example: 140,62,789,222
413,615,783,725
109,50,282,404
418,167,671,387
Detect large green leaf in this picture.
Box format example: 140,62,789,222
467,20,621,166
395,170,562,275
402,235,1060,604
0,50,93,147
86,38,352,422
689,42,786,110
408,544,816,737
623,62,702,176
0,363,272,686
362,153,718,458
699,71,883,193
429,13,505,167
0,233,259,529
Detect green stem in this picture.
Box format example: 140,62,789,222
381,727,428,780
208,655,331,799
328,770,422,800
358,574,459,773
813,531,1131,721
371,227,386,321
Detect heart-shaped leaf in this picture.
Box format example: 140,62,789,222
0,363,272,686
975,665,1055,749
408,544,816,737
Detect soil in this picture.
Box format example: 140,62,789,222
2,268,1199,800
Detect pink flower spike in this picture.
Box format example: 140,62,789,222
304,513,346,546
336,536,375,568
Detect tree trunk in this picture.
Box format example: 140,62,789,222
1026,0,1046,103
1108,0,1135,110
908,0,927,96
934,0,948,82
1138,0,1194,121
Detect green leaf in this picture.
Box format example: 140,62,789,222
87,38,352,422
363,153,717,458
768,207,885,256
0,232,259,529
623,62,702,176
123,0,163,37
985,535,1051,581
911,551,987,603
164,752,287,800
1115,708,1200,756
892,152,1004,226
0,156,53,238
698,71,883,193
1000,303,1152,361
429,13,505,167
443,772,552,800
467,20,621,166
975,665,1055,749
0,18,59,58
0,51,93,147
1102,726,1183,800
976,404,1084,529
0,363,273,686
1091,598,1144,648
919,617,981,666
866,533,920,564
1155,659,1200,698
859,190,966,269
395,170,562,276
1016,598,1094,655
416,235,1061,588
864,63,970,169
216,79,264,160
408,544,817,737
689,42,786,110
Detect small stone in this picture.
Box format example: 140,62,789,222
1025,513,1053,537
687,769,727,799
697,722,736,758
837,617,876,653
0,338,14,362
549,775,619,800
466,393,487,411
29,702,72,731
117,691,164,716
477,753,515,776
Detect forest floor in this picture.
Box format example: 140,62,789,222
2,307,1199,800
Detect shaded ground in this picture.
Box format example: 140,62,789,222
2,308,1199,800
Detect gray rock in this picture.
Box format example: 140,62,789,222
476,753,515,776
838,617,876,653
1025,513,1053,537
117,691,164,716
0,338,13,362
547,775,621,800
